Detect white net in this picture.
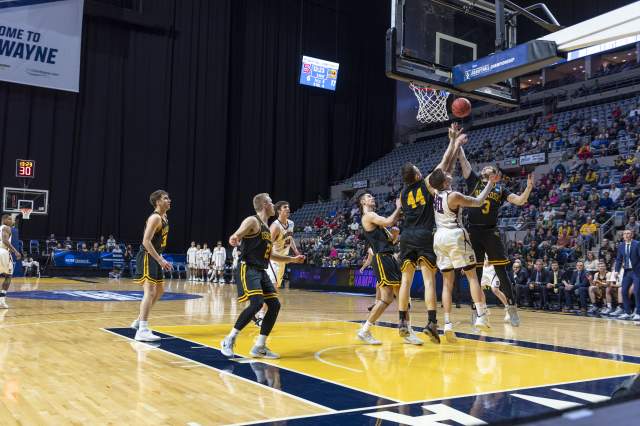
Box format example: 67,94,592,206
409,83,450,124
20,208,32,220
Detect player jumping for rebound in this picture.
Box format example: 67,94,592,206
457,145,533,327
220,193,305,359
428,143,499,342
356,193,422,345
131,190,173,341
397,123,465,344
0,214,21,309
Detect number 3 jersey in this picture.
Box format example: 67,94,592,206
400,179,435,230
140,212,169,254
240,216,272,269
465,171,511,229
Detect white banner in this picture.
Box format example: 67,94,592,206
0,0,84,92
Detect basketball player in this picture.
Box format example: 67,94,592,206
221,193,305,359
269,201,299,288
231,246,240,283
201,243,212,282
0,215,20,309
397,123,465,344
131,190,173,341
457,145,533,326
479,256,511,323
428,162,499,342
186,241,197,281
212,241,227,283
356,192,422,345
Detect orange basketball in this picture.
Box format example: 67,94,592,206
451,97,472,118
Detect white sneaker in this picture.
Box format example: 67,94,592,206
220,336,236,357
600,307,611,315
249,345,280,359
0,300,8,309
220,280,226,284
135,329,161,342
130,319,140,330
610,307,624,317
444,322,458,343
617,313,631,320
474,314,491,331
403,329,424,345
357,329,382,345
504,310,511,323
631,314,640,321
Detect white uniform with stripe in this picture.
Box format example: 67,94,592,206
232,247,240,269
186,247,198,268
212,247,226,271
201,248,212,270
196,249,206,269
267,219,294,285
433,190,476,271
481,263,500,289
0,225,14,276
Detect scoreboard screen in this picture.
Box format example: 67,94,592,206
16,159,35,178
299,56,339,91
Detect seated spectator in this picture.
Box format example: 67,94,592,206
598,171,611,186
81,243,89,252
563,260,590,313
599,191,615,209
112,245,123,255
584,169,598,183
520,259,550,309
349,220,359,232
90,242,99,252
595,207,611,224
547,260,565,305
579,219,598,249
626,215,640,235
22,256,40,277
98,237,106,252
46,234,57,253
303,223,313,233
609,183,622,203
108,266,122,279
588,261,610,314
584,251,598,273
63,236,73,250
106,235,117,251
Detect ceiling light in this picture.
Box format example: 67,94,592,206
528,79,532,82
613,56,617,59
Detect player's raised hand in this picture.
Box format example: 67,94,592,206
527,173,535,188
395,197,402,209
489,172,501,184
291,255,306,264
448,122,463,140
454,133,468,147
229,234,240,247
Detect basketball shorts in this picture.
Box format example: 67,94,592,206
214,260,225,271
134,251,164,285
481,265,500,289
0,248,14,276
434,227,476,271
188,261,197,269
371,253,401,287
398,228,437,272
236,262,278,302
468,227,509,267
266,261,286,287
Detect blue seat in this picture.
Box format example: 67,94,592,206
29,240,39,255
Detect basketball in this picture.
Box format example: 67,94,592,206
451,97,472,118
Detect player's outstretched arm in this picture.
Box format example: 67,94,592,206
142,215,170,270
436,123,464,172
229,216,260,247
270,252,305,263
457,145,473,180
364,198,402,229
450,174,499,209
507,173,534,206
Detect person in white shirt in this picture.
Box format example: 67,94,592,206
212,241,227,283
106,235,117,251
186,241,198,281
0,215,21,308
201,243,212,282
609,183,622,204
195,244,205,281
231,246,240,283
268,201,299,288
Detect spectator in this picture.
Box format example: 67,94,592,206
303,223,313,233
22,256,39,277
584,169,598,183
81,243,90,252
46,234,57,253
98,236,106,252
626,215,640,235
599,191,614,209
579,219,598,249
63,237,73,250
588,261,610,314
106,235,117,251
563,261,590,313
595,207,611,224
91,242,99,252
584,251,598,273
521,259,550,308
578,144,593,160
109,266,122,279
612,229,640,320
609,184,622,203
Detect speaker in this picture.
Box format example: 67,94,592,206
611,374,640,399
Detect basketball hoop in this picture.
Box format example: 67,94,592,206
20,207,32,220
409,83,450,124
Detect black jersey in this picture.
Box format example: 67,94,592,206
240,216,272,269
140,212,169,254
362,218,395,255
465,171,512,228
401,179,435,230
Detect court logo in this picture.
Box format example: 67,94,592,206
8,290,202,302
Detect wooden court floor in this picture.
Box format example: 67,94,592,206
1,277,640,425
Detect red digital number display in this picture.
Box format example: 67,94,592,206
16,159,35,178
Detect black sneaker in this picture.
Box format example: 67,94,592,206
423,321,440,344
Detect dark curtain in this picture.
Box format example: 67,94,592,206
0,0,395,250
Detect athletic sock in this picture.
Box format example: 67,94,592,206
362,321,373,332
139,320,148,330
229,328,240,338
476,303,486,316
444,313,450,323
256,335,267,346
607,303,612,309
428,310,437,324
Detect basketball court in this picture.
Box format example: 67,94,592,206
2,0,640,425
0,277,636,424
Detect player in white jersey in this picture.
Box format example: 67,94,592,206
480,256,511,323
200,243,212,282
195,244,205,281
268,201,299,288
212,241,227,283
186,241,198,281
231,246,240,283
427,163,499,341
0,214,21,309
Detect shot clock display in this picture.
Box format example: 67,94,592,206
16,159,35,178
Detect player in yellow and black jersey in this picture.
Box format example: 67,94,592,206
220,193,305,360
131,190,173,342
457,145,533,327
